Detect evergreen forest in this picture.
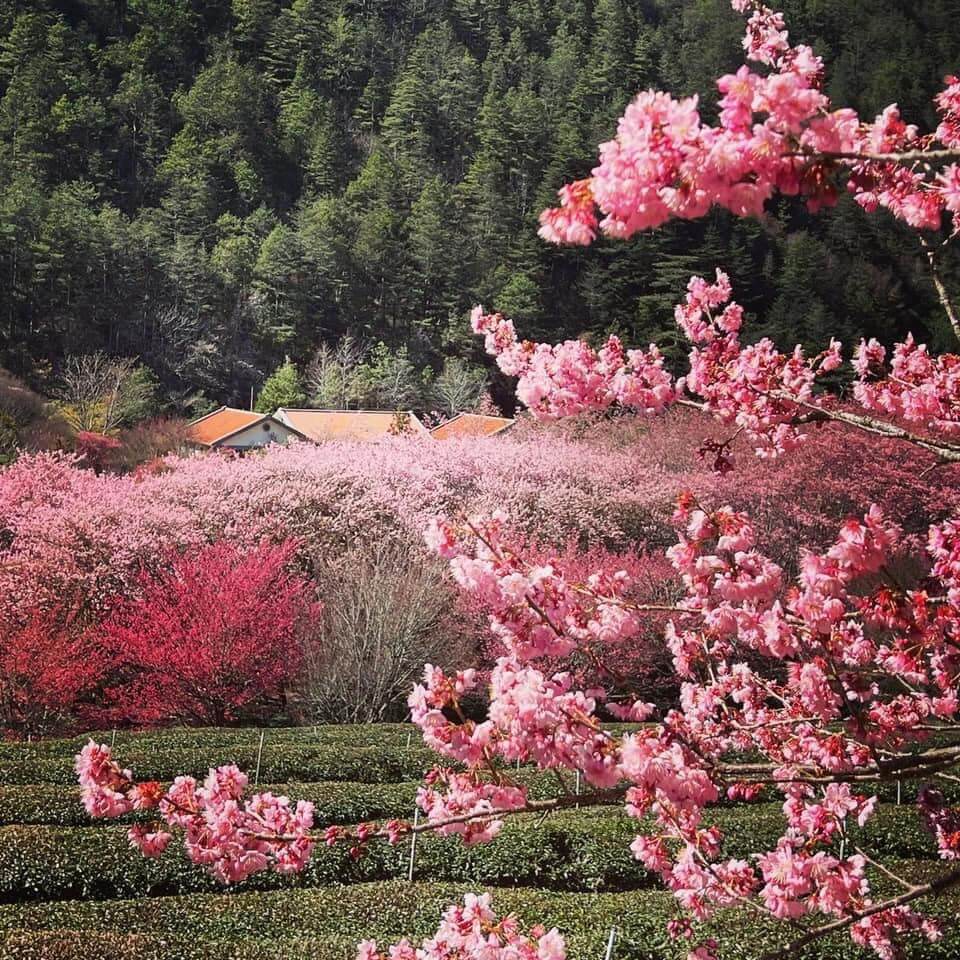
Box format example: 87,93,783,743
2,0,960,410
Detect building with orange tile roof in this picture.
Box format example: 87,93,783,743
429,412,515,440
274,408,430,442
187,407,306,450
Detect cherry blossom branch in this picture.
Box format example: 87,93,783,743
854,849,916,892
252,787,629,845
717,744,960,784
787,148,960,164
792,405,960,462
760,864,960,960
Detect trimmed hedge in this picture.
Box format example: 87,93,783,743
0,815,640,901
0,725,421,759
1,880,959,960
0,772,569,827
0,723,647,764
0,743,441,786
0,781,420,829
0,804,938,902
6,725,953,805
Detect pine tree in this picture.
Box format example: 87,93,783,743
255,356,306,412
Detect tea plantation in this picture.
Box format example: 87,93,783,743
0,725,957,959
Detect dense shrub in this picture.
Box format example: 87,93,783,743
115,418,190,472
73,433,122,474
0,371,44,426
3,414,955,622
98,541,318,726
0,604,108,739
0,723,424,758
1,881,959,960
0,805,937,903
0,743,438,786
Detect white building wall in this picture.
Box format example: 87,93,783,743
216,419,300,449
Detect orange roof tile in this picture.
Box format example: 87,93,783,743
430,413,515,440
275,409,430,442
187,407,266,446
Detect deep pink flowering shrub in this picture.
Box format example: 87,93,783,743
98,540,319,726
0,601,109,738
74,431,123,474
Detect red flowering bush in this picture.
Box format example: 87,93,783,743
99,540,319,726
0,602,108,738
74,431,123,473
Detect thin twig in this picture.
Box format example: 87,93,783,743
920,235,960,343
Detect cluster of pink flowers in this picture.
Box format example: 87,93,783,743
416,768,527,846
851,908,944,960
413,498,958,957
539,0,960,243
75,740,316,882
676,270,843,458
470,306,675,419
854,335,960,436
425,513,645,662
474,270,960,461
918,786,960,860
356,894,566,960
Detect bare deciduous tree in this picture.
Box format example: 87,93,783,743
57,353,139,433
294,541,469,723
305,335,368,409
432,357,487,415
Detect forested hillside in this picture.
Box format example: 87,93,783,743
2,0,959,410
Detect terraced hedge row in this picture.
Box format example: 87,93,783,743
0,744,442,786
0,804,937,903
0,772,582,828
3,723,956,960
0,781,423,828
0,725,424,759
5,725,954,808
1,880,958,960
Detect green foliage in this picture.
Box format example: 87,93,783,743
0,411,18,464
113,364,159,425
0,803,941,902
255,357,306,413
1,0,958,407
0,725,958,958
1,877,959,959
356,343,429,410
0,740,437,786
